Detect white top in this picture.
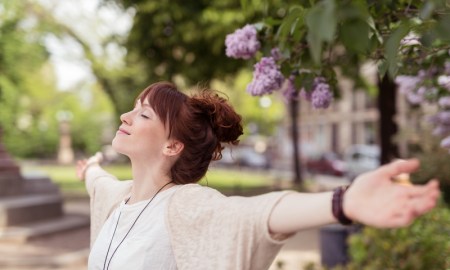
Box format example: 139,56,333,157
88,186,180,270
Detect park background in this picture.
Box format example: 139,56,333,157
0,0,449,269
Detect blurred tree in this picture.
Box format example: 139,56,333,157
0,0,115,158
113,0,296,85
0,0,55,157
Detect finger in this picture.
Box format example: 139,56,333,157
377,159,420,179
406,179,440,198
389,211,415,228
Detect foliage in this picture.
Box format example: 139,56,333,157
232,0,450,99
229,0,450,163
113,0,296,86
0,0,115,158
412,146,450,205
0,0,56,157
345,205,450,270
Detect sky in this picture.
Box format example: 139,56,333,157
38,0,134,90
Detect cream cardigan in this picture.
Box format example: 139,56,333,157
85,166,294,270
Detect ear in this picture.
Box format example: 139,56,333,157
163,140,184,157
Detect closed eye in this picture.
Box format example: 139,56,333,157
141,114,150,119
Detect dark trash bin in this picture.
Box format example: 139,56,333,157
319,224,352,268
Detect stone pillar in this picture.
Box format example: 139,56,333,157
57,111,74,165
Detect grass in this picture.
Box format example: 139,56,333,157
21,163,277,197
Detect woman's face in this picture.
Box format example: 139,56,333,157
112,98,168,160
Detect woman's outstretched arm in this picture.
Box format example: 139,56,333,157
268,159,440,235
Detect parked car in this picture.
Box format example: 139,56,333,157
344,144,380,181
305,152,347,177
216,146,270,169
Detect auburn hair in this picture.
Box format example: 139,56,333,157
137,82,243,184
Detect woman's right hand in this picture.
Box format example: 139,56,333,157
76,152,103,181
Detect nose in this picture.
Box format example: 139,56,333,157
120,111,132,125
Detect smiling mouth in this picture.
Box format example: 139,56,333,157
118,128,130,135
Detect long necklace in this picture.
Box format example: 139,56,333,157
102,181,173,270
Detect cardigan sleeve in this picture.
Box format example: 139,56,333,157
84,165,132,247
166,184,295,270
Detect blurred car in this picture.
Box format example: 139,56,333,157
344,144,380,181
305,152,347,177
216,146,270,169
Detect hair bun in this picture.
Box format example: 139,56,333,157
191,90,243,144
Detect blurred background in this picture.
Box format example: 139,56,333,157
0,0,449,269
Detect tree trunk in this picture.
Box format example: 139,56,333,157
290,99,303,185
377,75,399,165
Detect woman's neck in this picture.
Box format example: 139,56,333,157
127,160,174,205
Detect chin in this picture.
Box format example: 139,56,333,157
111,137,128,156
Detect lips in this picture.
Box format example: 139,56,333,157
118,128,130,135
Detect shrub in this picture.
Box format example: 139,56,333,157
412,148,450,206
345,205,450,270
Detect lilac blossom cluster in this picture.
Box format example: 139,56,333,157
225,25,334,110
284,76,333,109
397,62,450,150
246,57,284,96
310,77,333,109
225,25,260,60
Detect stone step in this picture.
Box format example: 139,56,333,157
0,194,63,227
0,213,90,243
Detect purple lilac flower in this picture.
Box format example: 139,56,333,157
311,77,333,109
270,48,282,61
435,111,450,125
439,96,450,108
438,75,450,91
225,25,260,59
440,135,450,148
406,86,426,105
433,124,450,136
246,57,284,96
394,75,422,95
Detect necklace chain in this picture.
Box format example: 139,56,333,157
102,181,174,270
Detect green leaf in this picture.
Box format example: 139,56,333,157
306,0,337,42
307,31,322,64
436,14,450,42
378,59,388,78
367,16,382,44
419,1,436,20
340,19,370,53
384,22,411,77
263,17,281,27
276,6,305,43
305,0,337,64
297,72,315,90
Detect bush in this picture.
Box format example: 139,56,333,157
412,148,450,206
345,205,450,270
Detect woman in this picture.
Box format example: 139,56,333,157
77,81,440,270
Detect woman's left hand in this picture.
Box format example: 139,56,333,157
344,159,440,228
76,152,103,181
